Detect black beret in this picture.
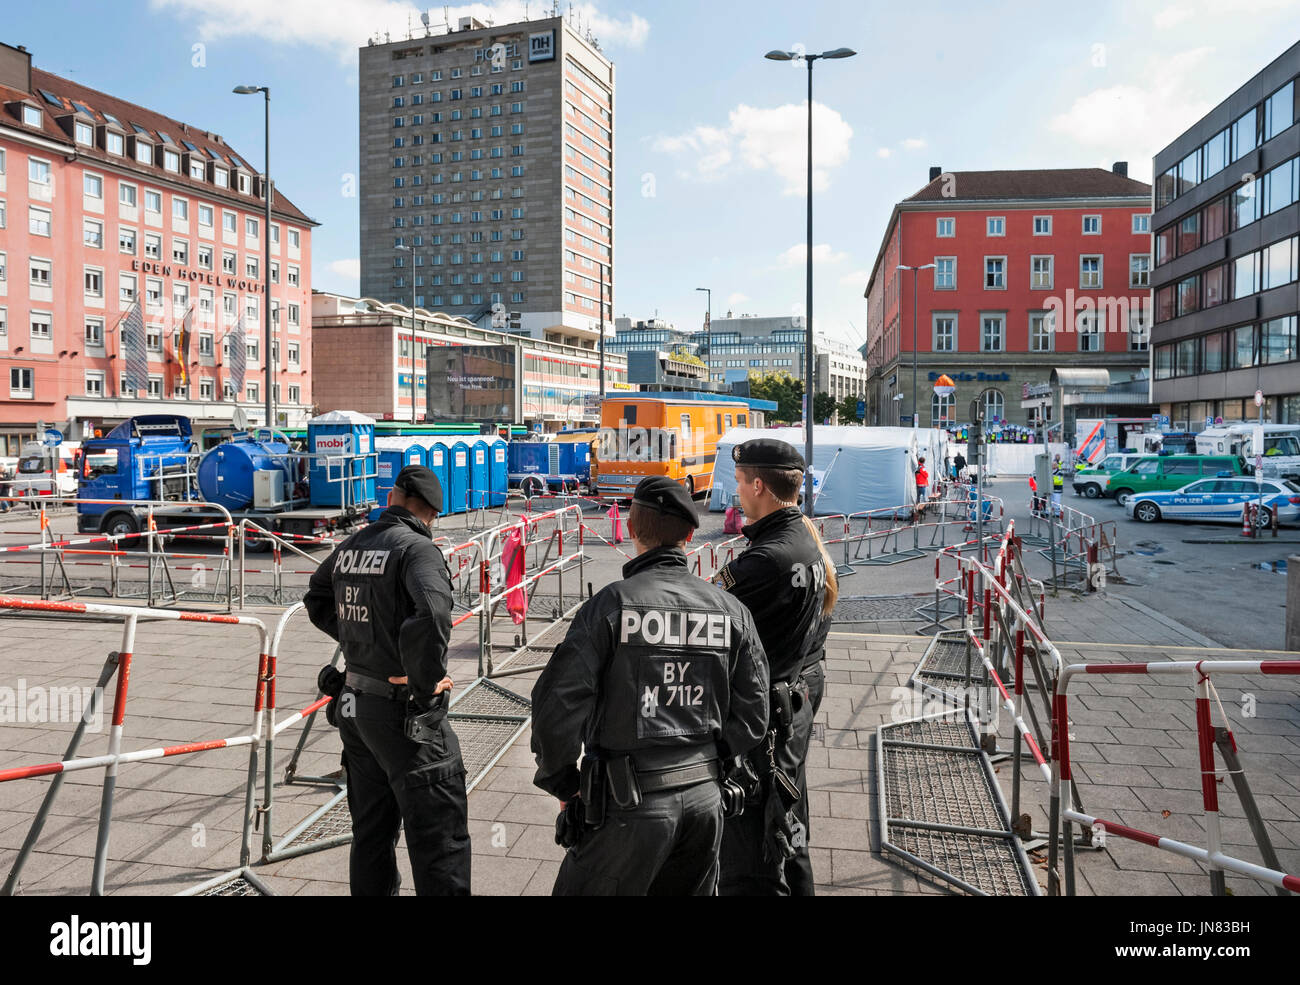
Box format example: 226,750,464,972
732,438,806,471
632,476,699,528
394,464,443,515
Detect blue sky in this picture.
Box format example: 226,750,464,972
11,0,1300,348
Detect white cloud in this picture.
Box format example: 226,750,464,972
726,292,749,305
839,269,870,286
653,101,853,195
901,137,927,150
1153,5,1194,28
1048,47,1215,176
777,243,848,267
151,0,648,62
876,147,892,159
327,258,361,281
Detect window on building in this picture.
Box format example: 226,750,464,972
1031,255,1053,289
1077,311,1103,352
984,257,1005,289
1129,307,1150,352
84,218,104,249
1130,254,1150,288
1082,215,1101,234
1080,255,1102,289
981,315,1004,352
933,315,955,352
1033,215,1051,235
1030,312,1054,352
934,257,955,289
987,216,1005,236
10,367,33,398
1132,213,1150,233
28,206,52,236
982,389,1004,422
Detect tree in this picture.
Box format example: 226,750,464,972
813,392,837,424
747,370,803,424
836,394,862,424
668,347,705,368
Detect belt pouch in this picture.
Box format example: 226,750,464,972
605,754,642,809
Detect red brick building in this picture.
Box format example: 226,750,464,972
0,43,317,454
862,165,1153,434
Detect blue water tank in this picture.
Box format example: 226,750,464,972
308,411,376,509
370,438,426,522
198,435,294,511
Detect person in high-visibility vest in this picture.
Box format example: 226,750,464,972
1051,456,1064,514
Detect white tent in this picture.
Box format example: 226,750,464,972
710,427,920,516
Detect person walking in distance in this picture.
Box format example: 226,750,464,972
532,476,769,895
304,465,470,896
714,439,838,895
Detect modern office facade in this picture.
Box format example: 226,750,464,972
605,316,694,357
0,42,317,453
311,291,626,430
862,166,1152,433
358,15,613,349
1150,40,1300,428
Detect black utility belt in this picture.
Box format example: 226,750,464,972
344,671,408,701
639,758,722,794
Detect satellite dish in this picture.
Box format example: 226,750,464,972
232,407,249,430
420,10,430,26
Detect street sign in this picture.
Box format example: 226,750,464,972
856,399,866,420
1255,389,1265,408
900,415,913,426
582,393,601,418
1205,416,1213,429
42,429,63,447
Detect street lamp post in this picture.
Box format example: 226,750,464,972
232,85,272,428
897,263,935,429
395,243,417,424
695,287,711,331
766,45,856,515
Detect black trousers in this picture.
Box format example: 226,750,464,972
718,662,823,896
338,687,471,896
552,781,722,896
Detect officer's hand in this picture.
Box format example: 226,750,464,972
434,676,454,695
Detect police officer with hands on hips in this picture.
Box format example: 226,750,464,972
531,475,770,895
714,438,838,896
304,464,471,896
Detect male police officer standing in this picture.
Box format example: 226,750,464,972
715,439,838,896
532,476,769,895
305,464,471,896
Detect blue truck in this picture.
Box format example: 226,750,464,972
77,413,377,544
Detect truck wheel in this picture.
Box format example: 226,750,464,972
103,512,140,548
684,475,695,498
1083,484,1100,499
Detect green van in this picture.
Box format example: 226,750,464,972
1071,452,1148,499
1105,454,1247,507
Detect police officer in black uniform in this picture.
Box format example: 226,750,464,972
714,439,837,896
532,475,769,895
304,464,471,896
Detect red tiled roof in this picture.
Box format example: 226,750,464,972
1,67,315,225
905,168,1151,202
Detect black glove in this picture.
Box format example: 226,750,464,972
554,797,586,848
317,665,344,728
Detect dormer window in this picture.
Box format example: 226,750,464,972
21,104,41,127
105,130,125,156
236,172,250,194
189,158,205,180
213,167,229,188
163,149,181,173
134,139,152,164
74,120,94,145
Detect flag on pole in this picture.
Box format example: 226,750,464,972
225,315,247,395
177,304,194,386
121,301,149,393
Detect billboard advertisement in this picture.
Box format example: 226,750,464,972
426,344,518,423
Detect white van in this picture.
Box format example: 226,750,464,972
1195,424,1300,479
6,442,81,500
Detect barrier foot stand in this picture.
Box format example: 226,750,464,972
239,743,259,868
1215,727,1290,896
1,652,119,896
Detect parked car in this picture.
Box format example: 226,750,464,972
1071,452,1147,499
1126,476,1300,526
1105,454,1245,507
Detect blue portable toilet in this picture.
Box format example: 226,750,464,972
487,437,508,506
371,437,425,522
419,439,452,516
308,410,376,508
446,440,470,515
469,439,491,509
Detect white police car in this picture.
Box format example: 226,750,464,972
1125,475,1300,526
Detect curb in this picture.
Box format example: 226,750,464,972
1111,596,1221,647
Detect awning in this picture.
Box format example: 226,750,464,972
1049,367,1110,388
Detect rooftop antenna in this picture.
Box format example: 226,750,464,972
420,10,430,35
443,5,451,32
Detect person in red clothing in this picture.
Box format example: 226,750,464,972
915,457,930,519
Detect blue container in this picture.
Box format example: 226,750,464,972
198,435,294,511
308,411,377,509
418,439,453,516
370,438,426,522
469,440,491,509
445,440,470,515
488,437,508,506
508,441,549,481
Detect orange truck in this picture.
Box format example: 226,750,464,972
592,397,750,500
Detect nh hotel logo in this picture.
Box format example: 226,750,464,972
529,29,556,62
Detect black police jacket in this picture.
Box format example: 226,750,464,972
714,507,830,685
304,506,454,703
531,546,770,801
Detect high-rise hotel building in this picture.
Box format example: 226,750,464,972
359,15,613,349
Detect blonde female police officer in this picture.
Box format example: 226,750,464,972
714,438,837,896
305,464,470,896
532,475,770,895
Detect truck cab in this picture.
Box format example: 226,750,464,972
77,416,196,535
1195,424,1300,479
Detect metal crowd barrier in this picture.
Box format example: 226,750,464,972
0,595,270,896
